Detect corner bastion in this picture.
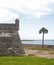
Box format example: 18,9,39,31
0,19,25,55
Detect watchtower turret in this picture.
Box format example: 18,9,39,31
15,19,19,30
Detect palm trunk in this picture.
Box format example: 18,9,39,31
42,32,44,48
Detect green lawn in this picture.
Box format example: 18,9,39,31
0,56,54,65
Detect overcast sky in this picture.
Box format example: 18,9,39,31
0,0,54,40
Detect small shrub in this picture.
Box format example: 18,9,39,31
49,51,54,55
28,54,35,56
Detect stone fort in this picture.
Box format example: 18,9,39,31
0,19,24,55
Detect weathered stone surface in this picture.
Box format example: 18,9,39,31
0,19,25,56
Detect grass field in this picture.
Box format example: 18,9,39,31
0,56,54,65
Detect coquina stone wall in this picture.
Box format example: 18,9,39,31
0,19,25,55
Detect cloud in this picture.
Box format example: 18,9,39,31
0,8,18,22
0,0,54,22
19,0,54,18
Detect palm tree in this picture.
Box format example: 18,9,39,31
39,27,48,48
